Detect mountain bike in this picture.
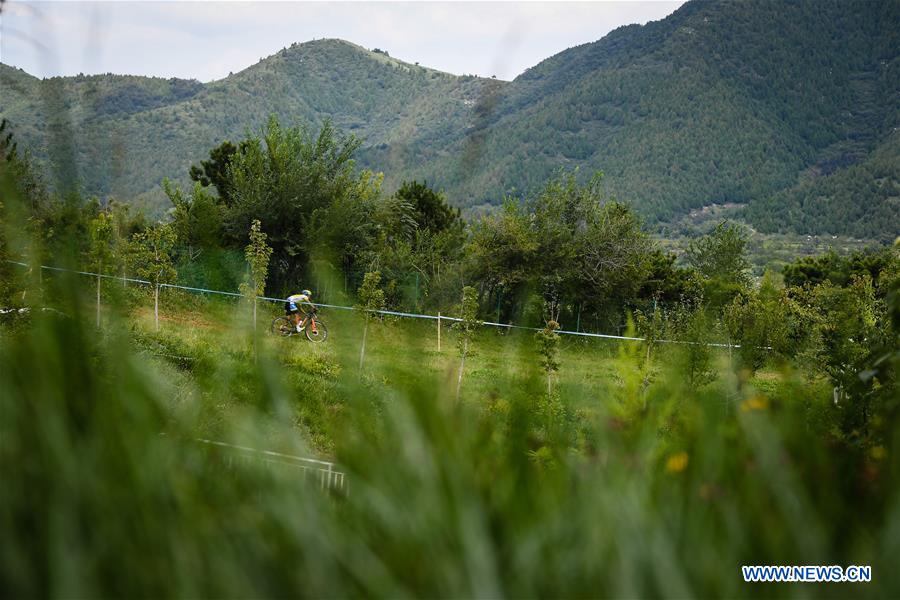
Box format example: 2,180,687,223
271,307,328,342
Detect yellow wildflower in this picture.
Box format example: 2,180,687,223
666,452,689,473
741,396,769,412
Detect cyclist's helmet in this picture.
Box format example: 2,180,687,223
301,289,312,297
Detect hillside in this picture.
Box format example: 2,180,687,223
416,0,900,237
0,40,493,210
1,0,898,237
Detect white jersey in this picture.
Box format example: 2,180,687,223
287,294,312,313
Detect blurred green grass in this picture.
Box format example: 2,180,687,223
2,268,897,597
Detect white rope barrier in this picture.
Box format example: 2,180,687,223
6,260,758,348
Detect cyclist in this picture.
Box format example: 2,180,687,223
285,289,315,333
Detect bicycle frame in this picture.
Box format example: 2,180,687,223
300,310,319,333
300,311,319,334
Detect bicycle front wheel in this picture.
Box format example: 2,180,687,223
305,318,328,343
271,316,295,337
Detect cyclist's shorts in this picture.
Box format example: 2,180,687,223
285,301,300,314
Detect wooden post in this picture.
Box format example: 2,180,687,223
154,284,160,331
437,312,441,352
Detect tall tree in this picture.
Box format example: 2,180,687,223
188,140,249,205
226,116,365,290
468,171,653,325
394,180,461,235
686,221,751,306
165,180,223,262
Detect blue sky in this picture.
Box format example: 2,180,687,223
1,1,684,81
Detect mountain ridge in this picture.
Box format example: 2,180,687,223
1,0,898,238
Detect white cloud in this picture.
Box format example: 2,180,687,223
2,1,684,81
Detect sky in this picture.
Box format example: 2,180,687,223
0,1,684,82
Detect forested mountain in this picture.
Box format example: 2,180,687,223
0,40,493,212
1,0,898,238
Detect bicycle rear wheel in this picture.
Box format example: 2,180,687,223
271,316,295,337
305,318,327,343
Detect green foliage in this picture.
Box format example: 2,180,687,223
225,116,365,289
746,134,900,241
454,285,480,355
783,247,898,290
2,155,900,597
636,249,703,307
686,221,750,284
356,270,386,369
453,285,481,399
87,211,118,273
394,180,461,235
536,319,561,375
128,223,177,285
166,180,223,256
677,310,717,389
722,274,791,373
686,221,751,306
188,139,250,204
4,269,900,596
535,318,561,397
239,219,272,298
356,270,386,314
468,171,654,324
636,299,717,389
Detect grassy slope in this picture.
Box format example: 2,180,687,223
109,281,805,457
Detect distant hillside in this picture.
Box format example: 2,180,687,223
1,0,898,238
0,40,493,211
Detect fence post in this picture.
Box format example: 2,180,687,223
253,295,258,330
96,274,101,328
154,284,160,331
437,312,441,352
